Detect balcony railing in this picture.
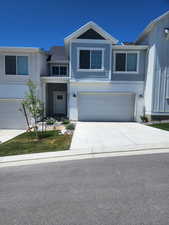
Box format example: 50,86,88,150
40,75,70,81
49,74,68,77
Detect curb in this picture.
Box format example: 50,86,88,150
1,145,169,167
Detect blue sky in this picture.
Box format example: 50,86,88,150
0,0,168,49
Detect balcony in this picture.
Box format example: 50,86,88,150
41,64,70,82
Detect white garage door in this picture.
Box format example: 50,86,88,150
78,92,135,122
0,99,27,129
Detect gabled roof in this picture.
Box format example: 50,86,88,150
64,21,119,44
136,11,169,43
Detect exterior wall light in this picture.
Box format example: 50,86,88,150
164,28,169,39
164,28,169,34
73,93,77,98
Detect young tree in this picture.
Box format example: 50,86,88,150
22,79,44,138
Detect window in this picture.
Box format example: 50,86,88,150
60,66,67,76
115,52,138,73
57,95,63,100
52,66,59,75
52,65,67,76
5,56,28,75
79,49,103,70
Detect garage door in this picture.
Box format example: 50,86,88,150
78,92,135,122
0,99,27,129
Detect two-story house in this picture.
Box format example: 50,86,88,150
0,11,169,129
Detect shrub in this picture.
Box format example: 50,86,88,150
140,115,148,123
62,119,70,125
66,123,75,130
45,117,56,125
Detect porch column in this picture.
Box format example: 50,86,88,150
42,82,46,116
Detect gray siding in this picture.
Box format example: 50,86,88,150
70,42,111,80
140,15,169,113
112,49,146,81
70,42,146,81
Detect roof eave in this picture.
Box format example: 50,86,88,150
135,10,169,43
64,21,119,45
0,47,46,54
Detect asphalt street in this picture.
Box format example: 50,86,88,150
0,153,169,225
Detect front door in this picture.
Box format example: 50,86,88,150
53,91,66,115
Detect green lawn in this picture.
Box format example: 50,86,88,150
149,123,169,131
0,130,72,157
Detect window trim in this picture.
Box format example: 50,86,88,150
5,55,29,76
77,47,104,72
51,65,68,76
113,51,139,74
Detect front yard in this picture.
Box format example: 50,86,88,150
149,123,169,131
0,130,72,157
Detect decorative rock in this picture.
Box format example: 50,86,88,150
61,129,67,135
55,125,66,131
66,130,73,135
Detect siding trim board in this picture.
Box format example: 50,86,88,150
70,81,144,85
109,45,112,80
112,45,148,50
71,39,113,44
0,98,24,101
78,91,135,95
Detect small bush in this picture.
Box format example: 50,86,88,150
140,115,148,123
45,117,56,125
66,123,75,130
62,119,70,125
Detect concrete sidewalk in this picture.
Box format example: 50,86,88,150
0,129,25,143
1,145,169,168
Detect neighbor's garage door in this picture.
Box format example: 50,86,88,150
78,92,135,122
0,99,27,129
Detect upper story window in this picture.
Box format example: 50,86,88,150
114,52,139,73
78,48,104,71
5,56,28,75
52,65,67,76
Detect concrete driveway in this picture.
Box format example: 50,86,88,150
0,129,25,143
70,122,169,152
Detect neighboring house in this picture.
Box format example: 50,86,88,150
0,11,169,129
